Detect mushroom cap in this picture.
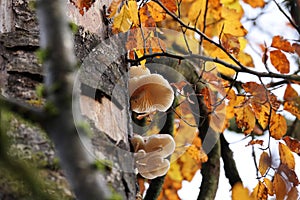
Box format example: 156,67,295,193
144,134,175,158
136,154,170,179
129,66,151,78
129,73,174,113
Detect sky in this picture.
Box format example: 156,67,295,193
178,0,300,199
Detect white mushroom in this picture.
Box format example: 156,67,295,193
131,134,176,179
144,134,175,158
129,66,174,113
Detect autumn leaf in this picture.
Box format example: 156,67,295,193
258,152,270,176
292,43,300,56
287,187,299,200
112,4,132,33
273,173,287,200
70,0,95,15
279,142,295,170
284,84,299,101
270,50,290,74
147,1,166,22
283,84,300,119
107,0,122,18
128,0,139,26
247,139,264,146
278,163,299,186
283,136,300,155
232,182,253,200
161,0,177,13
271,36,295,53
264,178,274,195
243,0,265,8
251,181,268,200
221,33,240,55
234,96,256,134
269,112,287,140
251,103,270,130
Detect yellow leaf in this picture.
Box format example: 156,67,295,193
243,0,265,8
234,96,256,134
107,0,122,18
252,103,270,130
112,5,132,33
270,50,290,74
251,181,268,200
147,1,166,22
237,52,254,67
258,152,270,176
270,112,287,140
128,0,139,26
167,162,183,182
232,182,254,200
279,142,295,170
273,173,287,200
284,101,300,119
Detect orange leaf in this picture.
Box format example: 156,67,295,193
161,0,177,12
251,181,268,200
221,33,240,55
284,84,299,101
269,112,287,140
258,152,270,176
271,36,295,53
270,50,290,74
283,136,300,155
232,182,253,200
279,142,295,170
273,173,287,200
70,0,95,15
234,96,256,134
243,0,265,8
242,82,267,103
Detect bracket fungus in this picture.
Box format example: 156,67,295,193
129,66,174,113
131,134,176,179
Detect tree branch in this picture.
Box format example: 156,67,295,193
36,0,110,199
220,134,242,187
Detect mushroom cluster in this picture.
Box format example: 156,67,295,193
129,66,174,114
131,134,175,179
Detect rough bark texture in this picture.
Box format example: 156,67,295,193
0,0,136,199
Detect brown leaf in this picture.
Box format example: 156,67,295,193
221,33,240,55
270,50,290,74
70,0,95,15
271,36,295,53
247,139,264,146
269,112,287,140
292,43,300,56
284,84,299,101
283,136,300,155
279,142,295,170
287,187,299,200
258,152,270,176
278,163,299,186
273,173,287,200
161,0,177,12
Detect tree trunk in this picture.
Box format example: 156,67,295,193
0,0,136,199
